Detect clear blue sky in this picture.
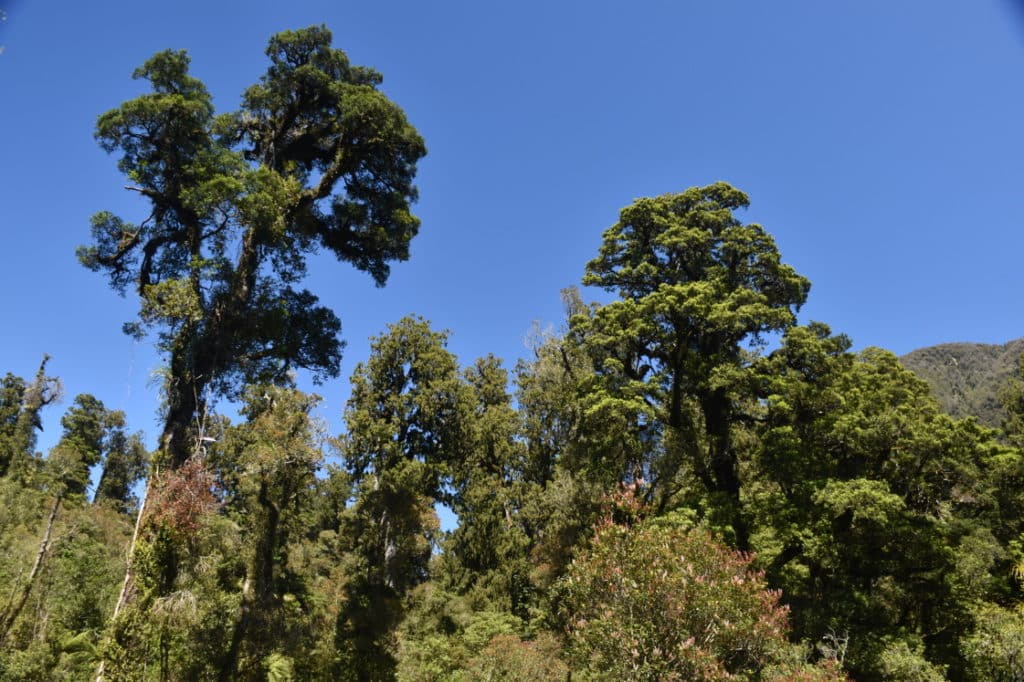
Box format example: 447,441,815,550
2,1,1024,452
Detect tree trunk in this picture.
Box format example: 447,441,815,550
256,482,280,608
0,494,60,647
94,473,152,682
160,369,201,469
219,576,253,682
702,389,749,551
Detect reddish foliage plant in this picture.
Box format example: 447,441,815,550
557,516,843,681
148,458,219,536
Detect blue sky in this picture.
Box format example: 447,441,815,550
2,1,1024,453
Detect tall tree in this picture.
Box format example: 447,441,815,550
93,422,148,514
0,359,61,480
49,394,140,501
577,182,810,547
213,385,325,680
79,26,426,466
515,288,592,487
513,289,610,587
338,316,470,679
445,355,532,616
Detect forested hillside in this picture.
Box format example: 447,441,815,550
2,26,1024,682
901,339,1024,429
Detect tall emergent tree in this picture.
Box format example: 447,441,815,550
79,26,426,466
0,359,61,481
577,182,809,548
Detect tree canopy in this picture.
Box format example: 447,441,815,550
78,25,426,465
576,182,810,547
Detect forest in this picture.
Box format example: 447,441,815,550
2,25,1024,682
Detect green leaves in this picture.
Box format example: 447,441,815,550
573,183,810,542
82,27,426,465
813,478,906,527
750,328,1008,678
344,316,468,489
335,317,470,678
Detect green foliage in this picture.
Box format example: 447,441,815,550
396,582,567,682
96,386,335,680
522,467,605,590
80,25,426,464
396,585,516,681
513,291,610,589
213,385,326,679
93,425,148,513
961,602,1024,681
752,328,1007,679
4,160,1023,680
515,291,591,486
344,316,469,500
876,639,947,682
0,478,131,681
337,316,468,679
444,355,534,616
1000,353,1024,449
265,652,296,682
100,493,243,681
44,394,147,507
576,182,810,546
0,360,60,481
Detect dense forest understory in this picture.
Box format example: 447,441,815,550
2,27,1024,682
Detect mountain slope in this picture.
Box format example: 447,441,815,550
900,338,1024,429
